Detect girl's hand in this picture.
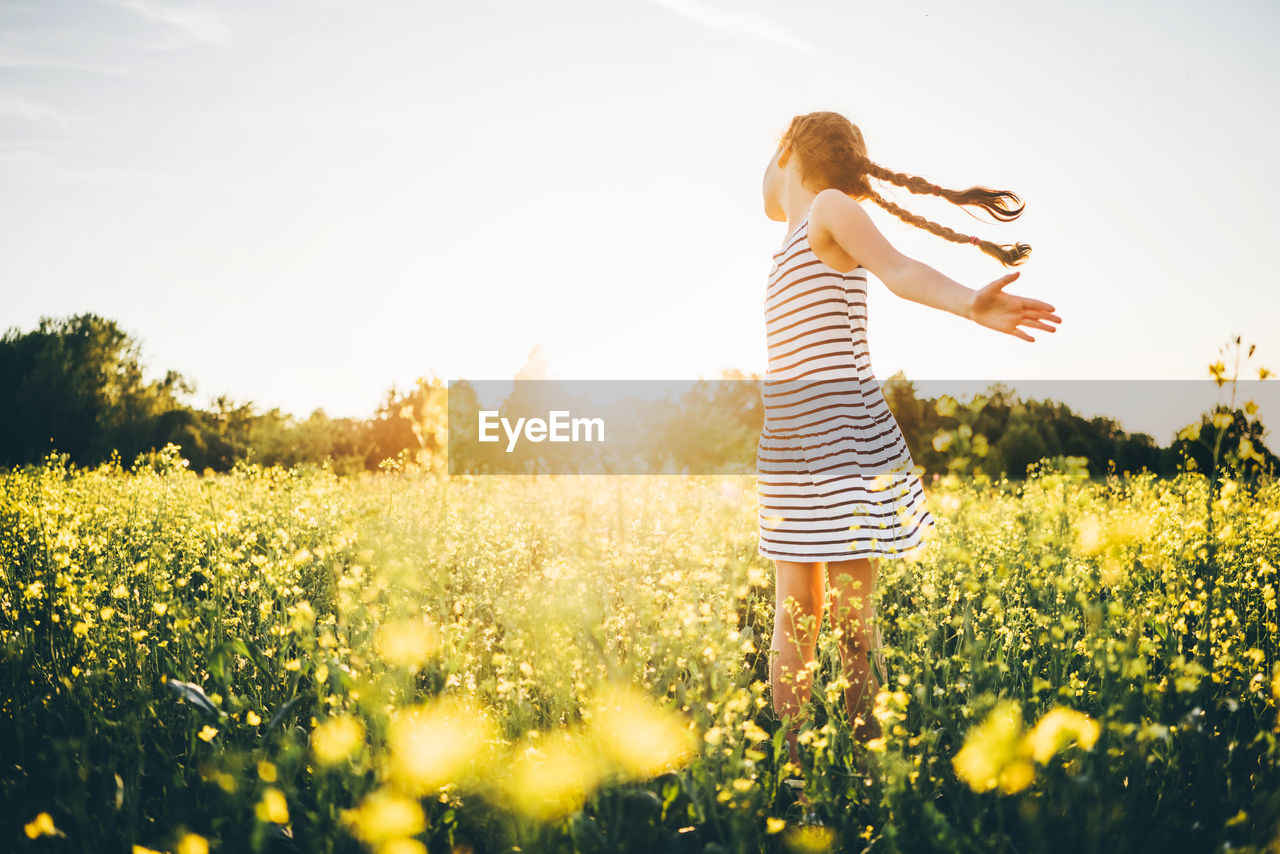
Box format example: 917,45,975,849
967,271,1061,342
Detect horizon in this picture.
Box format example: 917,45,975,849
4,308,1277,450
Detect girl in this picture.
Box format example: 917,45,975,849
756,111,1061,797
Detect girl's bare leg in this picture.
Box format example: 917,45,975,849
770,558,826,768
825,556,886,742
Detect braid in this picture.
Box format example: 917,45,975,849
860,157,1026,222
866,186,1031,267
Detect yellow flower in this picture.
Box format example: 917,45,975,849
24,812,60,839
868,473,894,492
256,788,289,824
1024,707,1100,764
387,697,495,794
1074,515,1104,556
341,787,425,845
742,719,770,743
176,832,209,854
954,701,1102,795
998,757,1035,794
376,616,442,671
766,817,786,834
379,840,428,854
245,709,262,726
497,728,606,822
288,600,316,632
783,822,837,852
197,725,218,743
586,683,699,781
311,714,366,765
952,700,1026,793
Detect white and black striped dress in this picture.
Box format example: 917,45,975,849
756,213,936,562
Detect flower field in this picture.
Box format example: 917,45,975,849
3,446,1280,853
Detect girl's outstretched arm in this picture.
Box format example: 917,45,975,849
811,188,1061,341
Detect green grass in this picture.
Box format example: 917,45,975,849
3,447,1280,853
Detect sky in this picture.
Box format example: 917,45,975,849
2,0,1278,443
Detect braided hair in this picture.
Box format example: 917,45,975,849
777,111,1031,267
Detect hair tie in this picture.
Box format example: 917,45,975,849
969,235,980,245
931,184,942,195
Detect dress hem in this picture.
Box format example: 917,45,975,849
757,519,936,562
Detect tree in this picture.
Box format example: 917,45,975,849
0,314,192,467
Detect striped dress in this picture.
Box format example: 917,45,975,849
756,212,936,562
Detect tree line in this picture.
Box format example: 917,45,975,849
0,314,444,475
2,314,1274,481
447,369,1277,482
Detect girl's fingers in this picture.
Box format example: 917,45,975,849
1019,302,1061,323
1021,318,1056,332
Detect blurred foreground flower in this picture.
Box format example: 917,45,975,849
496,727,606,822
586,683,699,781
952,700,1031,794
341,786,425,847
376,615,442,671
953,701,1099,794
312,714,367,765
176,832,209,854
1024,707,1100,763
255,788,289,824
784,822,836,852
24,812,63,839
387,696,497,794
